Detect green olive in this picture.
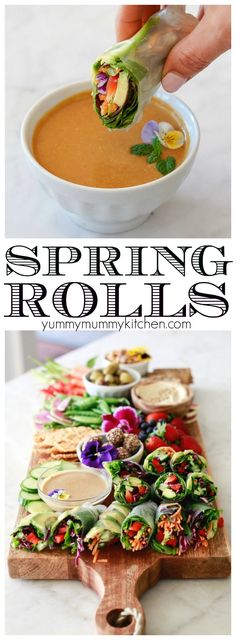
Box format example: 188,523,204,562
119,372,133,384
104,363,119,375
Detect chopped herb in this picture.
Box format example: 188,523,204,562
130,143,153,156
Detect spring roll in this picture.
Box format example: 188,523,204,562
114,475,152,506
103,459,147,484
50,505,104,560
151,503,183,554
170,450,207,476
186,472,217,503
143,446,175,475
121,501,157,551
179,501,221,553
11,513,58,552
92,7,197,129
85,501,129,562
154,472,187,502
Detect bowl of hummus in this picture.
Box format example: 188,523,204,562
131,376,193,416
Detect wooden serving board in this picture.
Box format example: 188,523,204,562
8,369,231,635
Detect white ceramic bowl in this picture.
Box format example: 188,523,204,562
103,355,151,377
83,367,140,398
37,464,112,512
21,81,200,234
77,435,144,466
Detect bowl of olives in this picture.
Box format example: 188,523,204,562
83,363,141,398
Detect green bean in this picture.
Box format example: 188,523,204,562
71,415,102,425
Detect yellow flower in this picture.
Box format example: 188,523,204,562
158,122,185,150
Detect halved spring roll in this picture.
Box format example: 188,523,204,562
186,472,217,503
121,501,157,551
170,450,207,476
103,459,147,484
154,472,187,502
92,7,197,129
84,501,130,562
50,505,104,560
114,475,152,506
151,502,183,555
11,512,58,552
179,501,221,553
143,446,175,475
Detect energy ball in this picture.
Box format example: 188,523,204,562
106,428,124,447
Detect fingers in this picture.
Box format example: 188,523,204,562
162,6,231,92
116,5,160,41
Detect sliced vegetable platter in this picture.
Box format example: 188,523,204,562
8,368,231,636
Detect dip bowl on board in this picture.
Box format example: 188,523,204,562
21,81,200,234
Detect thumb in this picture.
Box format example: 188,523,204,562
162,10,231,92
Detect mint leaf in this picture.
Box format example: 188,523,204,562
166,156,176,173
147,150,158,164
152,137,162,157
156,159,168,175
130,143,153,156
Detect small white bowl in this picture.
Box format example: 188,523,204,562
77,435,144,466
83,367,140,399
21,81,200,234
37,464,112,512
103,355,151,377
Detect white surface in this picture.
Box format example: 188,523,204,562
5,5,231,238
5,331,231,635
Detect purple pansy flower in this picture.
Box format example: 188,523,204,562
102,406,140,435
141,120,159,143
81,438,118,469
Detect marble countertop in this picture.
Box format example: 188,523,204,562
5,5,230,238
5,331,230,634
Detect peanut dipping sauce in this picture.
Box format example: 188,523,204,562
41,469,107,501
32,91,189,189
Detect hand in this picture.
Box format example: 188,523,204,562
116,5,231,92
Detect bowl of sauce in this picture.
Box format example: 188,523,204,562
38,464,112,512
21,81,200,234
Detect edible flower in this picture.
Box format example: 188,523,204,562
141,119,185,150
102,406,140,435
48,489,70,500
81,438,118,469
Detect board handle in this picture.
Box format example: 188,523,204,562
95,586,145,635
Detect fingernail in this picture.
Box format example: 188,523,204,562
162,72,187,93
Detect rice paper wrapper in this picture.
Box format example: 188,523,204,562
51,505,102,536
121,500,157,547
92,7,198,129
114,477,151,505
170,450,207,474
186,473,217,502
151,502,182,554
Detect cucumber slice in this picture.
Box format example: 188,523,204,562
30,466,49,480
60,461,78,471
162,488,176,499
21,476,38,493
19,490,41,507
27,500,54,515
